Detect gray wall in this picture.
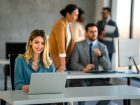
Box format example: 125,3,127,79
0,0,95,59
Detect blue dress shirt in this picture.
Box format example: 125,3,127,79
14,55,56,90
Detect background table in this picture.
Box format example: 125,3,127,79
0,59,9,65
66,71,140,105
67,71,140,79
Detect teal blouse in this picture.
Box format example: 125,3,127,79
14,55,56,90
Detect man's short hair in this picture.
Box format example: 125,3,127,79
102,7,111,12
85,23,97,32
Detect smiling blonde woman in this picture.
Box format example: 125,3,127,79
14,29,56,92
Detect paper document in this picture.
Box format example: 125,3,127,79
104,37,113,42
104,25,116,33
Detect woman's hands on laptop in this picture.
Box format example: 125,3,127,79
82,64,94,73
22,85,29,93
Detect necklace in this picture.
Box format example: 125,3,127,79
32,61,38,67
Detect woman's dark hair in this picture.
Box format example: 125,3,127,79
77,8,84,22
60,4,78,17
78,8,84,16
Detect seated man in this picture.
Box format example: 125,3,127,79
69,23,111,105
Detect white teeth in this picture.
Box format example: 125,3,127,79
36,49,42,50
36,50,42,52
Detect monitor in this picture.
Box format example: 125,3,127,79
118,39,140,73
6,42,26,59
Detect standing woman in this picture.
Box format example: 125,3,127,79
14,29,55,92
48,4,79,72
74,8,85,42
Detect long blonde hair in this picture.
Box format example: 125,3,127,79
24,29,52,68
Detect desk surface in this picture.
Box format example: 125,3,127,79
0,59,9,65
1,85,140,105
67,71,140,79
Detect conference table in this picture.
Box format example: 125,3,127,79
1,70,140,105
66,71,140,105
1,85,140,105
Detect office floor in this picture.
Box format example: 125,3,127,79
0,66,140,105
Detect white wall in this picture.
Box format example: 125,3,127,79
0,0,95,59
94,0,110,23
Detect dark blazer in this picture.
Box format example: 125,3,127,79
69,40,111,71
97,19,119,54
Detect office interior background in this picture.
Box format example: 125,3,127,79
0,0,140,55
0,0,140,104
0,0,140,65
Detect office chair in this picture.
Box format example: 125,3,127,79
9,54,18,90
3,64,10,90
3,42,26,91
1,54,18,105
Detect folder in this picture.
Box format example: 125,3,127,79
104,25,116,33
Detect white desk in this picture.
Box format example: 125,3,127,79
67,71,140,105
0,59,9,65
67,71,140,79
0,85,140,105
0,59,10,90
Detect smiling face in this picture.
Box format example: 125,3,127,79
30,36,45,55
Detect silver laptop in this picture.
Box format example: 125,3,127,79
28,72,67,95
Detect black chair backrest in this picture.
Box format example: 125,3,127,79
6,42,26,59
9,54,18,90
